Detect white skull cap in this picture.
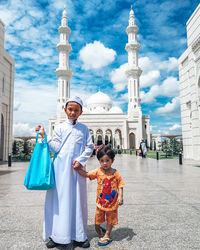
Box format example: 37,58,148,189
65,96,83,107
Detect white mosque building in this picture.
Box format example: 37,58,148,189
0,19,14,161
178,3,200,161
49,7,150,150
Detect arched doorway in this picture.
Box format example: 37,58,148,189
114,129,122,148
0,114,4,160
105,129,112,146
129,133,135,149
96,129,103,145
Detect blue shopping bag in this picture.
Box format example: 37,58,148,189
24,132,55,190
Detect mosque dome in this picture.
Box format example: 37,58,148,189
82,107,90,114
109,106,123,114
91,106,107,113
87,91,112,112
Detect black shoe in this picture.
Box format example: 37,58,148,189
46,238,58,248
73,239,90,248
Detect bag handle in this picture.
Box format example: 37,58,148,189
36,131,47,143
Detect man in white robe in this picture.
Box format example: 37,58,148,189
37,97,94,248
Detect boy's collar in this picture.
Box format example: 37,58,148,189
66,118,77,125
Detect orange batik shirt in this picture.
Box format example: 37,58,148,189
88,167,125,211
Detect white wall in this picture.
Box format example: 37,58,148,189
178,4,200,160
0,19,15,161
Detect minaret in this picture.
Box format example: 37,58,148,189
125,5,142,119
56,7,72,121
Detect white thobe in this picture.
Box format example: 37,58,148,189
43,119,94,244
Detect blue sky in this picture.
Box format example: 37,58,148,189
0,0,199,136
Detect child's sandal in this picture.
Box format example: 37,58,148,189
99,226,106,238
98,237,112,246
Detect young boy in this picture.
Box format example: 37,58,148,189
74,146,125,246
36,96,94,249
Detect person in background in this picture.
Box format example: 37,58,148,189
139,139,147,158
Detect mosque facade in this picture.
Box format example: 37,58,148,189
49,7,150,149
0,19,15,161
178,3,200,160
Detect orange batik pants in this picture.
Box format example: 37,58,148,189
95,207,118,226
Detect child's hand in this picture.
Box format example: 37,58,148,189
35,125,45,138
72,160,82,170
118,196,123,206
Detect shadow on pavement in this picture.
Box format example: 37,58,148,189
0,170,15,176
87,224,136,242
112,227,136,241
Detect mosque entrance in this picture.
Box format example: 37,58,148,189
114,129,122,148
105,129,112,146
0,114,4,161
96,129,103,145
97,135,103,145
129,133,135,149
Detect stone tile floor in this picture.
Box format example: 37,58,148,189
0,155,200,249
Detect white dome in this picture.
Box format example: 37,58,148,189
109,106,123,114
91,106,107,113
82,107,90,114
87,91,112,112
87,91,112,106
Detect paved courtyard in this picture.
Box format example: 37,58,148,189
0,155,200,250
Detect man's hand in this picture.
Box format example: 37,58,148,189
72,160,82,170
35,125,45,138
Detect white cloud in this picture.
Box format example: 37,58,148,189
13,123,35,136
14,16,32,30
14,80,57,132
79,41,116,70
28,9,44,19
140,90,156,103
0,8,20,26
138,57,160,88
110,63,127,91
159,57,178,72
138,56,179,88
19,51,39,60
14,101,21,111
139,56,152,72
19,49,57,65
5,33,21,46
160,77,179,97
120,92,128,101
20,26,41,42
111,57,178,93
141,77,179,103
169,123,182,131
155,97,180,115
140,70,160,88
